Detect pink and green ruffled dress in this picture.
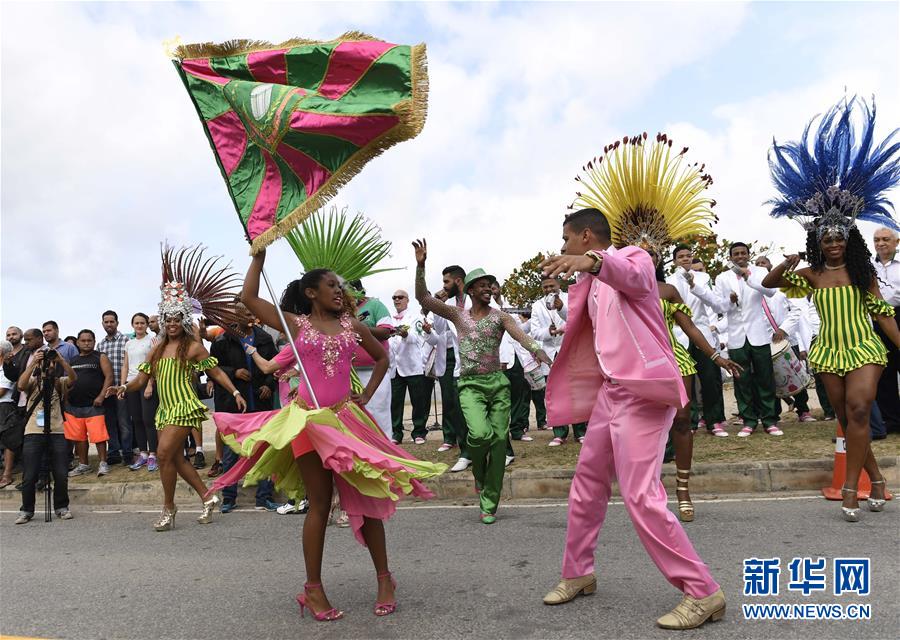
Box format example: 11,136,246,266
209,314,446,545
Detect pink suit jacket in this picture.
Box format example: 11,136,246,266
546,245,688,426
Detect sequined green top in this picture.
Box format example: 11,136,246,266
415,266,540,376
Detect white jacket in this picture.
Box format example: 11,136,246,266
691,266,780,349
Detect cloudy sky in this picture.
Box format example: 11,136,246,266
2,1,898,339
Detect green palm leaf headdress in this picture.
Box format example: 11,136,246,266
285,205,400,295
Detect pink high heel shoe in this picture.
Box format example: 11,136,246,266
296,583,343,621
374,571,398,616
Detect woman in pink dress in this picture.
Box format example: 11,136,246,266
210,250,446,622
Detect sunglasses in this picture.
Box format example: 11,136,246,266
392,295,407,300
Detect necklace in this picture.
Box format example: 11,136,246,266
824,263,846,270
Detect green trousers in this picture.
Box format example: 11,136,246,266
729,340,779,428
458,371,510,515
390,374,434,443
438,348,469,458
552,422,588,439
689,342,726,427
531,388,547,428
504,356,531,439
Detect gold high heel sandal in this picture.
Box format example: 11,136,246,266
197,495,220,524
841,487,860,522
154,506,178,531
867,480,887,512
676,469,694,522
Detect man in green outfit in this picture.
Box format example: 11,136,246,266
413,239,550,523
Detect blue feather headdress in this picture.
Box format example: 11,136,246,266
767,96,900,239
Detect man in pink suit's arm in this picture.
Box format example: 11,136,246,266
540,208,724,630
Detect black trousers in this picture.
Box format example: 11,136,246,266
874,314,900,433
20,433,69,515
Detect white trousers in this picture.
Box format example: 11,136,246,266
357,368,392,438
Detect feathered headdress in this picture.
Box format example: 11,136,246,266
159,244,244,334
767,96,900,239
571,132,717,254
285,205,399,298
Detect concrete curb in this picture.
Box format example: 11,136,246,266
2,456,897,506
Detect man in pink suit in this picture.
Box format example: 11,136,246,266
540,208,725,630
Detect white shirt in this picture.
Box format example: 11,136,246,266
667,269,715,348
388,308,434,378
0,368,14,403
124,334,155,382
431,293,468,378
872,254,900,307
691,265,780,348
420,312,446,378
530,293,567,359
761,290,802,348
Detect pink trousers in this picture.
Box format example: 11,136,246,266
561,382,719,598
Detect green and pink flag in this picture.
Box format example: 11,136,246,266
172,32,427,253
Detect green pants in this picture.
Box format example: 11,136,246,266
552,422,588,439
439,348,469,458
504,356,530,439
458,371,510,515
391,374,433,443
689,342,726,427
729,340,779,428
531,388,547,428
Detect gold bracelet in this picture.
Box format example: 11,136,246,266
584,250,604,274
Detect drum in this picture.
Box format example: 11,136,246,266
770,340,813,398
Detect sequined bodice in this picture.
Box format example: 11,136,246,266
457,309,508,376
292,314,359,406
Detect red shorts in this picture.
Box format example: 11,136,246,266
64,413,109,444
290,430,315,459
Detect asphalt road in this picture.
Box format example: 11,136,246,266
1,495,897,640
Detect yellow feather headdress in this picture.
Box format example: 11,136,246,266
571,132,717,253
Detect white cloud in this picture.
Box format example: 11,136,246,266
1,1,897,339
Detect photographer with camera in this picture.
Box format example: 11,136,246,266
14,346,77,523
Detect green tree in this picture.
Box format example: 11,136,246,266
501,252,573,307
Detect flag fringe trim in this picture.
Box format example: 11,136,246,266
172,31,383,60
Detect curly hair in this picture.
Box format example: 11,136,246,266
147,327,195,373
805,226,877,293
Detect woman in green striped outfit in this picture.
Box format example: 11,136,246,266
655,259,743,522
763,238,899,521
111,313,247,530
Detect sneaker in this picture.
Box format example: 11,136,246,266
297,498,309,513
798,412,816,423
207,460,222,478
710,423,729,437
505,455,514,467
14,511,33,525
56,508,73,520
737,426,754,438
576,436,586,444
68,463,90,477
255,499,280,512
97,461,110,476
414,437,426,445
436,443,455,452
697,419,707,430
517,435,534,442
765,424,784,436
548,437,566,447
68,459,78,471
449,457,471,473
276,502,299,515
147,455,158,472
537,423,549,430
192,451,207,469
823,414,836,422
220,501,237,514
128,455,148,471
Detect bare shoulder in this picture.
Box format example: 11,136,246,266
656,281,677,300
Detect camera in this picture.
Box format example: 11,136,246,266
45,349,58,361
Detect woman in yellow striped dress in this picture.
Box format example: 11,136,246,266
656,260,743,522
763,246,898,521
110,246,249,531
763,96,900,522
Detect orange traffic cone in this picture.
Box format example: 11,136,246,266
822,423,893,501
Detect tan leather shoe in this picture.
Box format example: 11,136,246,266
656,588,726,629
542,574,597,605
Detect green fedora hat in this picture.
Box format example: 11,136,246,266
464,268,495,292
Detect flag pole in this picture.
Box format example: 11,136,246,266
260,265,320,409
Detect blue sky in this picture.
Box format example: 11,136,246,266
2,1,898,339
